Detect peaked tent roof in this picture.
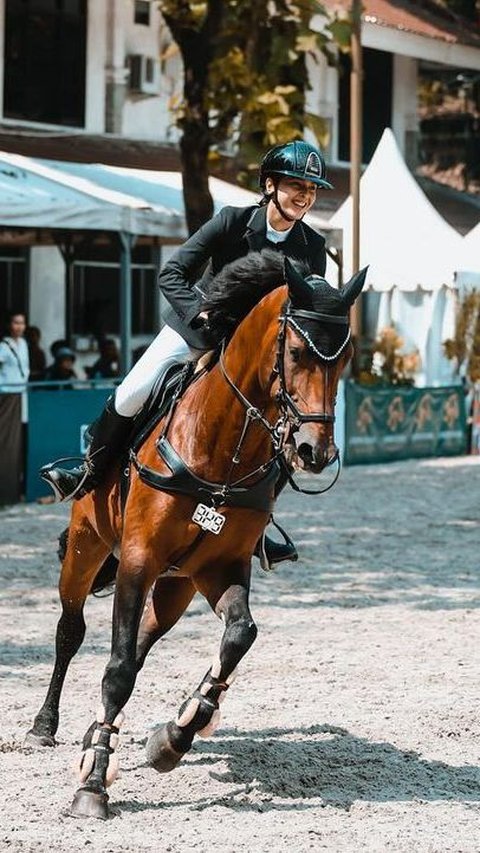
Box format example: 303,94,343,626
329,128,464,291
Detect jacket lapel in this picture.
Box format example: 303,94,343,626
244,206,268,252
244,206,309,262
283,221,308,257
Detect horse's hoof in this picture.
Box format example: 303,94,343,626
146,724,185,773
69,787,109,820
24,729,56,748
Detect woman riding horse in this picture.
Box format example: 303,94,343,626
40,140,333,568
27,250,366,820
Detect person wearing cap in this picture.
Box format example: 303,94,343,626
41,140,333,567
43,346,78,388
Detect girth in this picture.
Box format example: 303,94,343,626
130,435,280,513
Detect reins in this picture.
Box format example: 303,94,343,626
217,302,347,496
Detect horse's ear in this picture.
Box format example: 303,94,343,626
284,257,314,307
340,266,369,307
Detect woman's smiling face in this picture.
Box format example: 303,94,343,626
266,175,318,222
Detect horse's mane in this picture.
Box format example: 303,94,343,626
202,250,308,336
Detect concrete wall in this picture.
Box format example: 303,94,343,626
119,1,182,141
28,247,66,360
392,54,419,166
85,1,107,132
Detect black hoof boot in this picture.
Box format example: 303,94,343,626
146,721,190,773
70,787,109,820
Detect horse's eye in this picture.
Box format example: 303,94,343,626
289,347,301,362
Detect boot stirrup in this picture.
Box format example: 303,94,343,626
40,456,92,503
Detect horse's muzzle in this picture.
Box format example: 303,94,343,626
294,434,339,474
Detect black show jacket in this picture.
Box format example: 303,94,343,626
158,204,327,350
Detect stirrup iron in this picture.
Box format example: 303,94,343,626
257,517,298,573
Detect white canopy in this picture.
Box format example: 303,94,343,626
36,159,335,240
0,149,335,245
456,221,480,288
0,150,186,237
329,128,464,292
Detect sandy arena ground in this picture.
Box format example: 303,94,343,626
0,456,479,852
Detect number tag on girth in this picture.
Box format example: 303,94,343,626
192,503,226,535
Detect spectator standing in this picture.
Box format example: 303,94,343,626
0,312,29,391
25,325,47,382
0,312,30,504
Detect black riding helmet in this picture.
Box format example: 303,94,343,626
259,140,333,192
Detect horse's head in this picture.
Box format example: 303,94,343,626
275,258,367,474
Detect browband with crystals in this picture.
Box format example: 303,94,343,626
287,315,352,362
288,308,349,325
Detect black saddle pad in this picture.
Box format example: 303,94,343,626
130,362,196,453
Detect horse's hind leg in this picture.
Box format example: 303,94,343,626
135,576,196,671
26,519,109,747
146,573,256,772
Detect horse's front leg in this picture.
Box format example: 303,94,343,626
26,522,110,747
146,575,257,772
70,563,150,820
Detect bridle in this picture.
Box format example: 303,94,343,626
274,304,351,427
219,301,351,496
131,299,352,509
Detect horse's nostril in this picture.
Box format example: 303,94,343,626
297,443,314,465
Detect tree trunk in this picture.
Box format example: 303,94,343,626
163,2,224,235
180,115,213,235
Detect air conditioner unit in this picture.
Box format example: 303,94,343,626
128,54,161,96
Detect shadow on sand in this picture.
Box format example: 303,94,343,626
117,723,480,814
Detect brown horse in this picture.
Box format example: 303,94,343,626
26,251,366,819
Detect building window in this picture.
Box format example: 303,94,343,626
0,250,28,322
3,0,87,127
134,1,150,26
71,246,157,340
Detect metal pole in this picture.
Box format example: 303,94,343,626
350,0,363,340
59,238,75,342
119,232,133,375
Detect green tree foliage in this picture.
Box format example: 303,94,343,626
158,1,350,233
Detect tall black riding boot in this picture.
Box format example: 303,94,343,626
255,467,298,571
40,396,134,501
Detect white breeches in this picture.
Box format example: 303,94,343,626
114,325,204,417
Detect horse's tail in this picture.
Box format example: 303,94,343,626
57,527,118,595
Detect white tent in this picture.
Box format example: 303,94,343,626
328,129,464,385
456,221,480,289
329,128,463,290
